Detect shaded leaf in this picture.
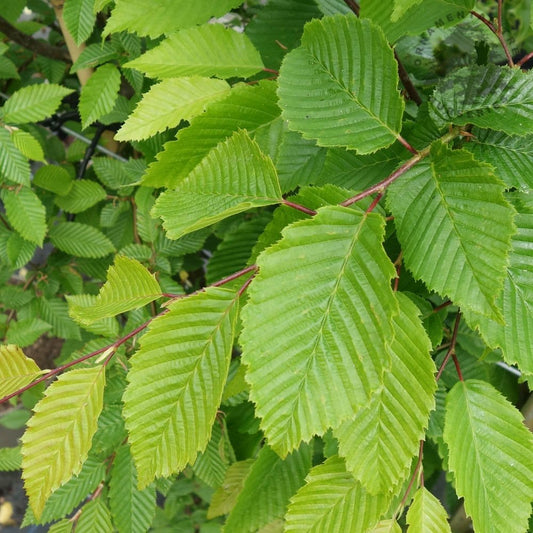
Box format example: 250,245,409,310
0,127,31,186
54,179,106,213
49,222,116,258
76,497,113,533
0,446,22,471
33,165,73,196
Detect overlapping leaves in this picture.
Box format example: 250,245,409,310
0,345,46,398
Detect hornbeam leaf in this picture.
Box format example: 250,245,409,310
387,142,515,319
142,80,280,188
114,77,230,142
370,520,402,533
21,367,106,518
79,63,120,129
406,487,451,533
241,205,398,456
76,497,113,533
103,0,243,38
123,287,239,488
63,0,96,45
0,447,22,471
125,24,263,80
0,345,46,398
224,445,312,532
278,15,404,154
1,188,46,246
463,203,533,375
152,130,282,240
0,127,31,185
49,222,116,258
109,444,156,533
54,179,106,214
430,65,533,136
2,84,74,124
443,380,533,533
67,255,161,325
11,130,45,163
334,293,436,494
392,0,424,20
284,455,392,532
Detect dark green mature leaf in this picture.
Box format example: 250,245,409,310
63,0,96,45
5,318,52,347
22,367,106,518
49,222,116,258
224,445,312,532
334,293,436,494
115,77,230,141
71,42,119,72
387,142,515,320
152,130,282,239
33,165,73,195
444,380,533,533
142,80,280,188
430,65,533,136
0,447,22,471
76,497,113,533
54,179,106,213
123,287,239,488
278,15,404,154
126,24,263,80
103,0,243,37
241,205,398,456
0,127,31,186
284,455,392,532
2,84,73,124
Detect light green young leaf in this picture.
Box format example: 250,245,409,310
2,84,74,124
241,205,398,456
109,444,156,533
430,65,533,136
76,497,113,533
463,203,533,375
224,445,312,533
278,15,404,153
0,446,22,471
0,345,46,399
11,130,45,162
126,24,263,80
1,187,46,246
21,366,106,518
152,130,282,240
103,0,243,37
443,380,533,533
114,76,230,141
334,293,436,494
49,222,116,258
63,0,96,45
48,520,73,533
123,287,239,488
142,80,280,188
0,127,31,185
406,487,451,533
54,179,106,213
370,520,402,533
79,63,120,129
387,142,515,320
33,165,73,195
392,0,424,20
208,459,254,519
67,255,161,325
285,455,392,532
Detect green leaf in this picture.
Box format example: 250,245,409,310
76,497,113,533
54,179,107,213
63,0,96,45
71,42,119,72
278,15,404,154
406,487,451,533
79,63,120,129
103,0,243,38
33,165,73,195
67,255,161,324
224,445,312,532
21,366,106,518
11,130,45,162
387,142,515,319
443,380,533,533
126,24,263,80
463,203,533,375
0,55,20,80
370,520,402,533
123,287,239,488
1,187,46,246
208,459,254,519
48,520,73,533
37,298,81,340
142,80,280,188
392,0,424,20
152,130,282,240
5,318,52,347
49,222,116,258
109,444,156,533
284,455,392,532
334,293,436,494
114,76,230,141
464,129,533,189
0,345,46,399
0,127,31,186
241,205,398,456
0,446,22,471
2,84,74,124
430,65,533,136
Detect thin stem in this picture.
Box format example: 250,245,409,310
435,311,461,381
397,134,418,155
517,51,533,67
237,274,256,298
470,10,496,32
263,67,279,76
365,192,383,214
343,0,360,15
212,265,258,288
395,52,422,105
282,199,317,216
395,440,425,518
452,353,464,381
432,300,452,313
470,8,514,67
